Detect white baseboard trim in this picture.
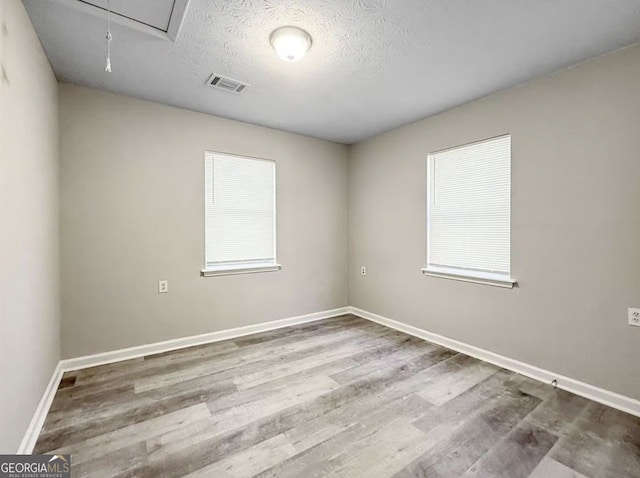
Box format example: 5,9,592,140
60,306,351,372
17,363,64,454
348,306,640,418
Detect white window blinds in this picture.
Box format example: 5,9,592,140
427,135,511,280
205,152,276,270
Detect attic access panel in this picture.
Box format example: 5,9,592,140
55,0,190,41
79,0,175,32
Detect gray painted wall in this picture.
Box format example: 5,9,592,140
59,84,349,358
0,0,60,453
349,43,640,400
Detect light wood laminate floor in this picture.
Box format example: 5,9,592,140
36,315,640,477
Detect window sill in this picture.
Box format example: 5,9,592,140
201,264,282,277
421,267,517,289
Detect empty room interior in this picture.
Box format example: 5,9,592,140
2,0,640,476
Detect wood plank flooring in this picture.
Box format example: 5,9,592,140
35,315,640,477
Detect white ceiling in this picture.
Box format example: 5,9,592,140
23,0,640,144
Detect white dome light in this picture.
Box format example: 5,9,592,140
270,26,312,62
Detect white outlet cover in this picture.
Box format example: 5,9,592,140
158,280,168,293
629,308,640,327
361,267,366,276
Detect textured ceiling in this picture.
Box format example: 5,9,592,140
23,0,640,144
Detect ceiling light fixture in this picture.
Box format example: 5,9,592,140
269,26,312,62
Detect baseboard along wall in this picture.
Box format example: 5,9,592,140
18,305,640,453
59,307,352,371
17,363,64,454
348,307,640,419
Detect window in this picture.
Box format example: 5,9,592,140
202,152,280,276
423,135,515,288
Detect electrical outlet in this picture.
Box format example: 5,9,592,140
629,308,640,327
360,266,366,276
158,280,168,293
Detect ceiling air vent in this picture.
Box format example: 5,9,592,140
206,74,248,94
